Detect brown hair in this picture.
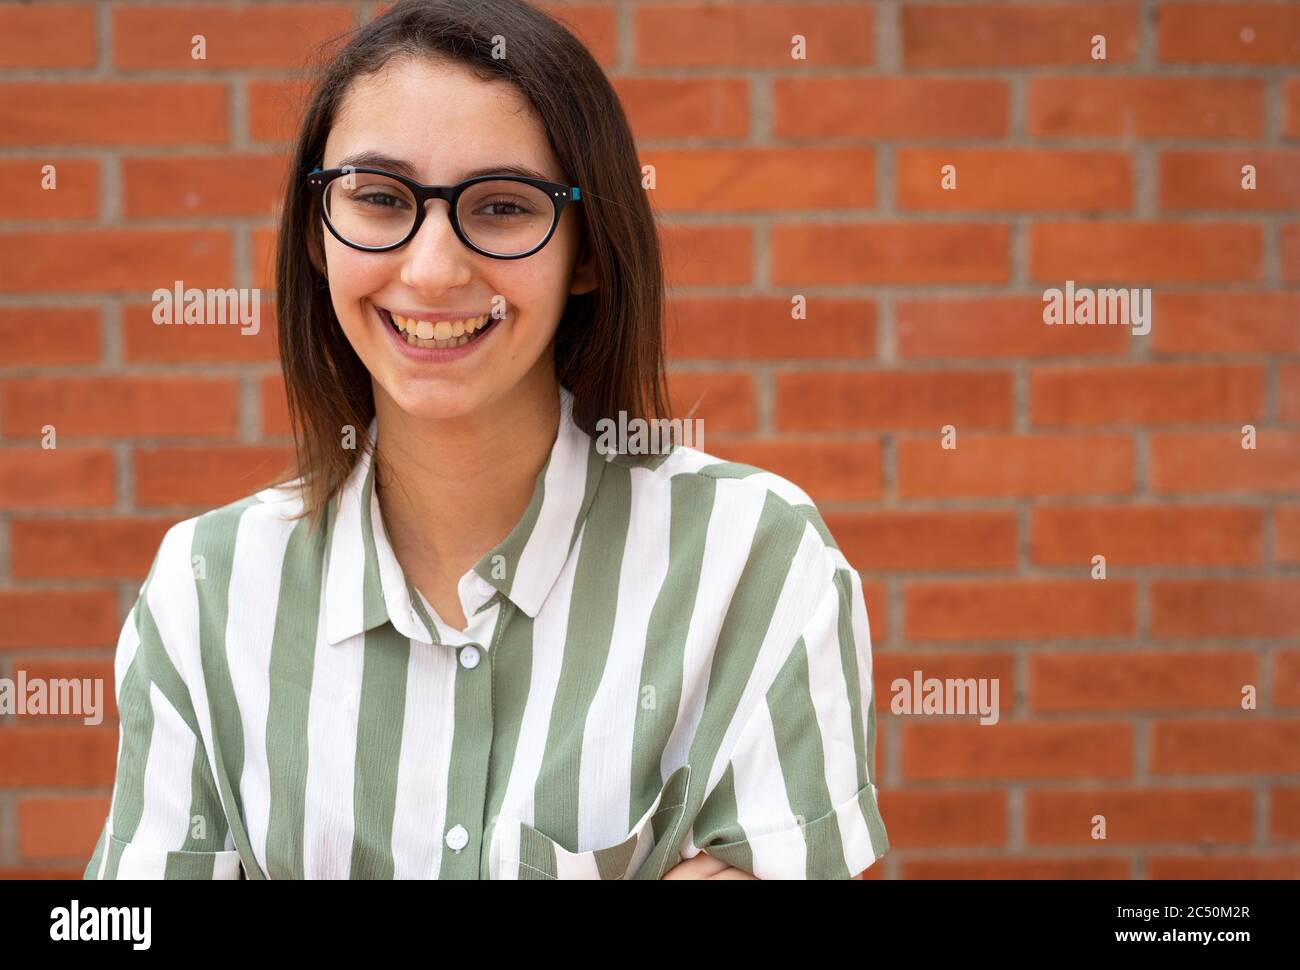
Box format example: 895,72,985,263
267,0,668,532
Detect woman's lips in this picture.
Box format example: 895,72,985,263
375,303,503,361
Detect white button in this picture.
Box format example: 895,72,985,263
475,577,494,597
445,824,469,852
459,645,481,669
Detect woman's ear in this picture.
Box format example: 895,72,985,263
306,224,329,281
570,236,597,295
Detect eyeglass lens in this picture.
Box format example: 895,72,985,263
322,172,556,254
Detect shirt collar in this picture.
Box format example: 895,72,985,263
323,383,605,646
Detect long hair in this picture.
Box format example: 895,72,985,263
267,0,668,532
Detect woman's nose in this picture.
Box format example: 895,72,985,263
398,200,474,291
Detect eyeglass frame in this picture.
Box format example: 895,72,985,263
304,165,583,260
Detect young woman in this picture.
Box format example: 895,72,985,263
85,0,888,880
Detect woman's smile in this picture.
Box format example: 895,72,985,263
373,301,507,363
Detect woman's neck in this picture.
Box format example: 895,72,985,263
371,373,562,596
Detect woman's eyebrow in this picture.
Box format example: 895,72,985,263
460,163,552,182
335,151,552,183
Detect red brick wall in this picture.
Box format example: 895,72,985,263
0,1,1297,879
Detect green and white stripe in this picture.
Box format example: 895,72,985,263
86,383,888,880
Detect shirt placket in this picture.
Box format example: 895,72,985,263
435,582,511,878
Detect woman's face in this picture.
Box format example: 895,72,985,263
319,55,595,420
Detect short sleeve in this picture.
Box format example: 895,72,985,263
84,533,243,880
692,559,889,879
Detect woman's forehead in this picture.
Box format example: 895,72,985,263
326,56,557,181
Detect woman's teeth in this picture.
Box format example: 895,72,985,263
388,311,494,349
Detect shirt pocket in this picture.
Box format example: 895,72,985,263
486,763,692,880
101,831,244,879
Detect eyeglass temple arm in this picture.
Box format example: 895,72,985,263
307,166,580,200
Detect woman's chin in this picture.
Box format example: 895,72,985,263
382,386,490,423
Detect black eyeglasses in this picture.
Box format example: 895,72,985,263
304,165,582,260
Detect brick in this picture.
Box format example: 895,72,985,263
666,371,757,434
1274,788,1300,838
260,375,291,436
898,433,1134,498
1030,222,1262,283
112,4,354,68
1158,3,1300,64
643,149,872,212
1030,650,1258,711
247,79,310,143
1152,580,1300,638
1031,506,1262,567
775,370,1013,431
1276,651,1300,704
0,728,118,787
1287,79,1300,139
123,154,287,218
252,226,278,290
905,858,1130,879
1028,77,1264,138
1283,224,1300,282
1281,367,1300,422
122,300,278,363
826,511,1017,571
0,307,101,366
18,796,110,861
10,517,176,580
875,652,1016,701
0,589,122,650
876,790,1006,847
135,445,295,507
1026,789,1252,844
897,149,1131,212
0,867,87,880
773,78,1008,139
0,6,95,67
905,580,1137,641
705,441,882,503
1150,431,1300,494
635,4,872,67
666,298,874,362
896,297,1129,359
1278,508,1300,564
0,83,227,146
773,224,1010,285
0,230,232,293
901,722,1132,780
12,659,117,724
1030,364,1266,427
543,3,617,65
0,159,97,220
1152,293,1300,354
2,377,240,439
1148,855,1300,879
661,225,753,287
614,78,748,140
1160,150,1300,210
1152,719,1300,773
0,448,115,510
903,3,1137,66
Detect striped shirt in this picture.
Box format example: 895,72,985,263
85,383,889,880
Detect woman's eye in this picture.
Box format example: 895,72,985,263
354,191,408,210
480,201,531,217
